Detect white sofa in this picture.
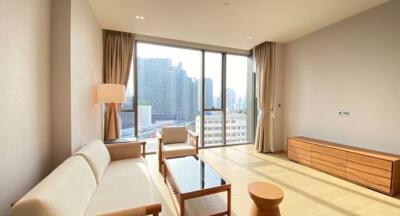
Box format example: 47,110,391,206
11,140,162,216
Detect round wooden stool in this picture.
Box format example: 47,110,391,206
248,181,284,216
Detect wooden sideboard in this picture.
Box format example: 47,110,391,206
287,136,400,196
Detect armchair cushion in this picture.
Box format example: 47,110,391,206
161,127,187,144
75,139,111,184
162,143,197,158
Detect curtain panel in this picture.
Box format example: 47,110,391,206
103,30,135,140
254,41,276,153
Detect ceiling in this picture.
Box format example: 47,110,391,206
89,0,389,50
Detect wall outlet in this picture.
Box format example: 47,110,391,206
337,109,350,117
342,110,350,117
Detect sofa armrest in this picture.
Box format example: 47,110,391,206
187,130,199,153
97,203,162,216
156,132,162,142
106,141,146,161
156,132,162,153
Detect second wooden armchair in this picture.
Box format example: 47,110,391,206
157,126,199,172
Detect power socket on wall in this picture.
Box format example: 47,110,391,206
337,109,350,117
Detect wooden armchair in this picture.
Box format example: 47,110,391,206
157,127,199,172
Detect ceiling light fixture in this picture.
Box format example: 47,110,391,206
245,36,253,40
136,15,144,20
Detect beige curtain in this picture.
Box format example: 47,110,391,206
103,30,135,140
254,41,276,153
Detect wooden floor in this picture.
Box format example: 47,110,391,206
146,144,400,216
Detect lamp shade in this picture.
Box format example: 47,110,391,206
97,84,126,103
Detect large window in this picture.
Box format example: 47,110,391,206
226,54,251,144
121,41,253,152
120,60,135,138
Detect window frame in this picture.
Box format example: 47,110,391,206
123,39,254,151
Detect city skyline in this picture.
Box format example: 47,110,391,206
125,57,247,115
135,42,249,98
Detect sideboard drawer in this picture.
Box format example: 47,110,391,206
311,157,346,178
347,152,392,171
347,161,392,179
312,144,346,160
288,151,311,166
347,172,391,194
288,139,311,151
311,151,346,168
288,145,311,157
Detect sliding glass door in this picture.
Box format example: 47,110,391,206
225,54,253,144
203,52,224,147
120,41,253,152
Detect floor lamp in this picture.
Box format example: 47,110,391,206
97,84,126,141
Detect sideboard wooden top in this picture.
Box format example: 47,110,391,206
289,136,400,161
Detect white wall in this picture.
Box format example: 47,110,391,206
282,0,400,154
0,0,52,214
0,0,102,212
51,0,103,167
71,0,103,153
273,44,284,151
51,0,72,167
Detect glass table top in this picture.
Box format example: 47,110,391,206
165,156,229,194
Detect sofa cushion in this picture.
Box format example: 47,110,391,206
11,156,97,216
162,143,197,158
84,158,154,216
75,139,110,183
161,127,187,144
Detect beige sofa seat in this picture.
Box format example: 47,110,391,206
162,143,197,158
11,140,162,216
11,156,97,216
85,158,154,216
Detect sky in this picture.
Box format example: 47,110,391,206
130,42,249,98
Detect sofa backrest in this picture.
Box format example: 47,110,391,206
11,155,97,216
74,139,111,184
161,126,187,144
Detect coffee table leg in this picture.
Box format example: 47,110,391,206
180,198,185,216
227,187,231,216
163,165,167,183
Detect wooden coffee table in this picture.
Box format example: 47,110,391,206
164,156,231,216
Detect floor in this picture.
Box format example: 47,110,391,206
146,144,400,216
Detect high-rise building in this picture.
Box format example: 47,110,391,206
174,63,198,122
204,78,213,109
137,58,175,122
226,88,236,112
196,113,247,145
137,58,199,125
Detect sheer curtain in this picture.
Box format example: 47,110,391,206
254,41,276,153
103,30,135,140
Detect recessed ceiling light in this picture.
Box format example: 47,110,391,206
245,36,253,40
136,15,144,20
